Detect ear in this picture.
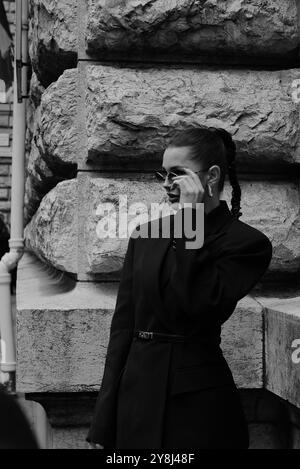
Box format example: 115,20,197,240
208,165,221,184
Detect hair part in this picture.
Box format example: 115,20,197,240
167,125,242,219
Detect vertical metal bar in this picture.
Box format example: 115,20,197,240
15,0,22,103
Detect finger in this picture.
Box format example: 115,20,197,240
181,168,205,190
172,175,198,195
184,176,200,197
181,167,199,183
172,173,199,188
171,176,184,190
173,175,206,204
174,176,197,199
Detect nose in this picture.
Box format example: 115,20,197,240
163,177,171,190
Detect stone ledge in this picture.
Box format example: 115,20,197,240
17,251,265,393
16,251,117,393
256,296,300,409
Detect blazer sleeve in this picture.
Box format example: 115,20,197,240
86,235,135,447
170,207,273,322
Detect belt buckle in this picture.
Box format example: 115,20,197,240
138,331,153,340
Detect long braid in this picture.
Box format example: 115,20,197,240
214,128,242,220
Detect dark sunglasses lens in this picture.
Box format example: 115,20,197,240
169,173,179,183
155,171,166,181
154,171,180,182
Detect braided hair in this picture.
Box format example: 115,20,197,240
167,125,242,220
213,128,242,219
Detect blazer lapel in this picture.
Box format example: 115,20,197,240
204,200,234,237
138,213,174,328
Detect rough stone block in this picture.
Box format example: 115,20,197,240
222,296,263,388
38,68,78,169
263,297,300,410
24,179,78,273
24,174,46,226
24,70,77,219
240,180,300,281
31,66,300,178
80,173,166,276
24,176,300,280
28,71,46,110
26,139,54,187
85,0,299,62
26,72,45,149
28,0,77,87
85,65,300,167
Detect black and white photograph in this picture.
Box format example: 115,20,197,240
0,0,300,453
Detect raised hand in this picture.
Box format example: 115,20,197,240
171,167,206,208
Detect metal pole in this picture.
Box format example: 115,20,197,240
0,0,28,384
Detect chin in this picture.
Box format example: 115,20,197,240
169,200,181,210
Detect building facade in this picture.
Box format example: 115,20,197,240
15,0,300,448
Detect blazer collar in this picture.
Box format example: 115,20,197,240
167,199,234,238
204,199,234,237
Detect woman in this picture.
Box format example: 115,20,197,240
87,126,273,449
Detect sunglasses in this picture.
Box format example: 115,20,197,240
154,168,210,183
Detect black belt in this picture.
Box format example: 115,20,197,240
134,330,220,345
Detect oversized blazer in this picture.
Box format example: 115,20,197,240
87,200,273,449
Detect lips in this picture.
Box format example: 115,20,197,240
167,193,179,201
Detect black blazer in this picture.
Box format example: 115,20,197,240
87,200,273,448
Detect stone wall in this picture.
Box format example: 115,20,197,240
18,0,300,449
